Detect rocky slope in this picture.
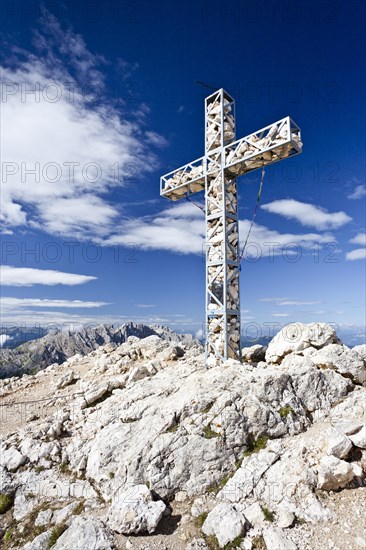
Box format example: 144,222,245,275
0,323,365,550
0,323,193,379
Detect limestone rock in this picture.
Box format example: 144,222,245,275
217,444,282,502
329,387,366,434
52,501,81,524
349,426,366,449
52,516,113,549
321,427,353,459
277,510,295,529
310,344,366,384
35,508,53,526
243,502,266,526
0,465,15,494
107,484,166,534
0,446,26,471
262,527,298,550
317,455,354,490
56,371,76,389
22,529,53,550
174,490,189,502
353,344,366,361
241,344,267,363
191,495,217,518
202,502,246,548
1,323,365,549
265,323,338,364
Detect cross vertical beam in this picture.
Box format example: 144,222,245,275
204,90,241,365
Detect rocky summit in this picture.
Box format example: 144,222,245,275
0,322,365,550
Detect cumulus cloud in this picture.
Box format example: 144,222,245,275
1,265,97,286
261,199,352,230
350,233,366,246
0,11,158,239
104,201,336,256
346,249,366,261
0,335,11,347
105,202,206,254
347,184,366,200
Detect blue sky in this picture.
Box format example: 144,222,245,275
1,0,365,344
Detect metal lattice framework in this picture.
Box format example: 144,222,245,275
160,89,302,366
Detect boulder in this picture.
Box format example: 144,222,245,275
202,502,246,548
266,323,338,364
52,516,113,550
243,501,266,526
35,508,53,526
127,364,151,384
310,344,366,384
0,465,15,494
353,344,366,361
83,383,112,408
349,426,366,449
241,344,267,363
107,484,166,534
52,501,81,525
22,529,53,550
277,510,295,529
317,455,354,490
262,527,298,550
56,371,76,389
321,427,353,459
0,447,26,471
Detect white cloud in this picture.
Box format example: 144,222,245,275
259,297,289,302
0,335,11,347
1,265,97,286
239,219,334,257
277,300,322,306
135,304,156,308
195,328,203,339
346,248,366,261
348,184,366,200
261,199,352,230
350,233,366,246
271,313,290,317
34,195,119,239
1,13,157,239
160,201,204,219
260,298,322,306
145,131,168,148
0,297,108,309
104,202,206,254
104,202,335,256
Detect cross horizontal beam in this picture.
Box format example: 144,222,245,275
160,116,302,201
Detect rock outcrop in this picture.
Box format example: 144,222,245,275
0,322,194,379
0,322,364,549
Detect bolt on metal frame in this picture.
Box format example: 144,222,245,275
160,89,302,366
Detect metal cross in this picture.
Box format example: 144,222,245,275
160,89,302,366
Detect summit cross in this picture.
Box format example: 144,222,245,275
160,89,302,366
